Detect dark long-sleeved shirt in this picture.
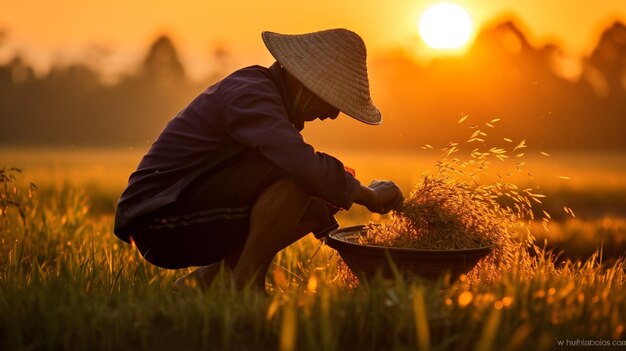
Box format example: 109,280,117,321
114,63,361,241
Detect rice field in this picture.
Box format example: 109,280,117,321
1,147,626,350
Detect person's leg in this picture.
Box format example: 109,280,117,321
173,246,242,290
232,179,316,289
133,150,338,290
175,186,337,290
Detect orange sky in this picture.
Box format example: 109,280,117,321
1,0,626,78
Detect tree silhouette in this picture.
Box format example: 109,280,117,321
588,21,626,97
141,35,186,86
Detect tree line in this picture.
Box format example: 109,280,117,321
1,21,625,150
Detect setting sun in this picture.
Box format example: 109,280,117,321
419,3,473,49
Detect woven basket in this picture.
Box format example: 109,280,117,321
326,225,493,281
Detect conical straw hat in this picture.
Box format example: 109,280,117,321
262,28,381,125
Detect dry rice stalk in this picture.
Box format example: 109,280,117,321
357,120,541,280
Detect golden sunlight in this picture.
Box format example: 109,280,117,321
419,3,473,49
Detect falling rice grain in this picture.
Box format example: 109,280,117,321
513,140,527,151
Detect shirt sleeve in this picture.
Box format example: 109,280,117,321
219,74,360,210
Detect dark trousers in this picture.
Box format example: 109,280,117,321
130,150,339,269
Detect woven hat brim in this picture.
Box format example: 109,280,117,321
262,30,381,125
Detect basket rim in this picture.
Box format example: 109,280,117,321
326,224,494,256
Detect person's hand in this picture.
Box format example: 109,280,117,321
356,180,404,214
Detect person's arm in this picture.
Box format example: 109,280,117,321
220,72,360,210
220,70,404,213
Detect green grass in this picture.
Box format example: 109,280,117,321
1,167,626,350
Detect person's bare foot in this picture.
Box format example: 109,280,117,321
174,262,225,291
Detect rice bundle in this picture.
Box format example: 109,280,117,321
361,157,531,251
363,171,503,250
356,120,544,278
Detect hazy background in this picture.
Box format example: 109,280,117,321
1,0,626,151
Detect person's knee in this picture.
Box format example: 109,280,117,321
251,179,311,224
